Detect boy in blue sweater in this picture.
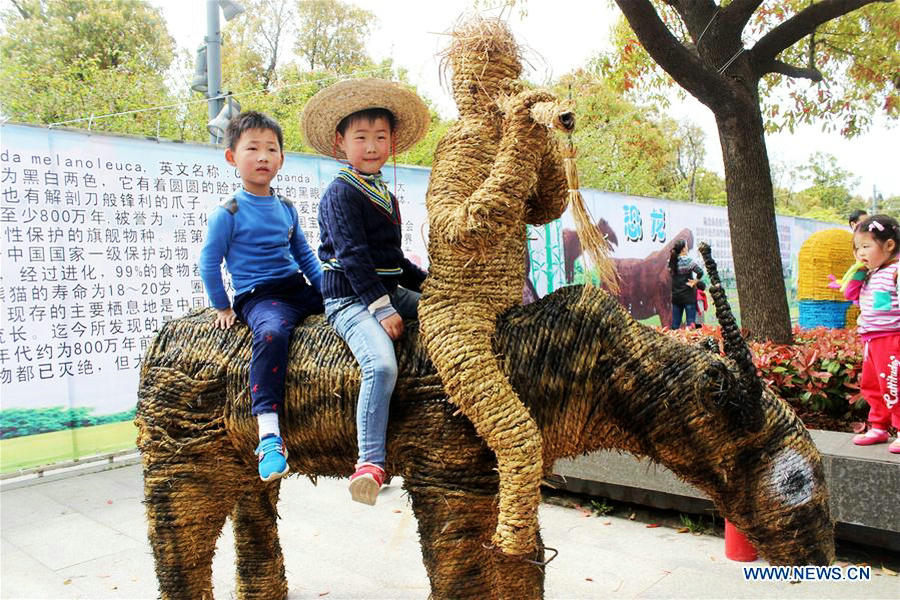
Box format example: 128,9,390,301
301,79,430,504
198,111,324,481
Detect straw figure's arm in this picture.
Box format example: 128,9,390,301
428,90,555,251
524,135,569,226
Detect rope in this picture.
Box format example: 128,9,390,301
696,8,720,46
717,47,746,74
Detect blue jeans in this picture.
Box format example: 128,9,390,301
324,287,420,467
671,302,697,329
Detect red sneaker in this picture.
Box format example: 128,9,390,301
349,462,385,505
852,429,889,446
889,440,900,454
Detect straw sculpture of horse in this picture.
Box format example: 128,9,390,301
136,244,834,600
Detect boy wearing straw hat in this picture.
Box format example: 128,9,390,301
198,111,324,482
301,78,430,505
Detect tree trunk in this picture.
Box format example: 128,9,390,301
715,106,793,344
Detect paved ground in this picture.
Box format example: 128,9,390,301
1,462,897,599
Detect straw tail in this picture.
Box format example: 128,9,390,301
562,142,619,295
697,242,762,407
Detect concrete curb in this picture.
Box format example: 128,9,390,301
552,430,900,551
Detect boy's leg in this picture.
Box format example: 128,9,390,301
244,299,308,418
243,298,309,480
325,298,397,503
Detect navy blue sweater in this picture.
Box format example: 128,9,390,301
317,176,427,306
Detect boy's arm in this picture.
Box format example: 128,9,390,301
197,207,233,309
524,136,569,226
323,188,390,306
287,205,323,292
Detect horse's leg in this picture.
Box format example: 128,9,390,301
143,452,245,599
405,483,545,600
231,480,288,600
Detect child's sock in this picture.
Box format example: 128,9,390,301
257,412,281,440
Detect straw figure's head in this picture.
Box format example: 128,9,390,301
441,17,524,118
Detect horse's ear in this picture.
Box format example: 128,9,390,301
696,359,765,433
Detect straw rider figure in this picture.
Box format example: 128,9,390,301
418,17,572,558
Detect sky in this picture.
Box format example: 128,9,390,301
152,0,898,201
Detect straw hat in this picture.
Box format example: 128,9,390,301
301,78,430,159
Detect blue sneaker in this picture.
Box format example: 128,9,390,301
256,435,289,482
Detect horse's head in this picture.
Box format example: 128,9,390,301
638,343,834,565
551,243,834,566
638,242,832,564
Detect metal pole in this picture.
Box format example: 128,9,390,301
206,0,223,144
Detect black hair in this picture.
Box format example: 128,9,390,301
225,111,284,152
336,108,397,137
669,239,686,275
696,280,706,291
847,208,868,226
855,214,900,260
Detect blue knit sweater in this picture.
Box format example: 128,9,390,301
317,175,427,306
198,188,323,309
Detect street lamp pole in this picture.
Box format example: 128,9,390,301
206,0,224,144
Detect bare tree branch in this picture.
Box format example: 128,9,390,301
761,59,824,81
750,0,890,73
614,0,733,108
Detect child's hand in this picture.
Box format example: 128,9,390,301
379,313,404,340
214,307,237,330
826,274,840,289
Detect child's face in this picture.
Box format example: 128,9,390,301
854,231,896,270
337,116,393,174
225,128,284,196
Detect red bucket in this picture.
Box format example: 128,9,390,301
725,520,758,562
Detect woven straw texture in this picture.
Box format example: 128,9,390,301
137,273,834,598
797,229,854,301
418,17,576,556
300,78,430,158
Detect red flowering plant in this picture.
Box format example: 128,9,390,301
661,325,868,432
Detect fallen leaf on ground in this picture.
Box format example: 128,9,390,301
602,521,611,526
319,593,330,597
676,527,690,533
585,577,593,582
882,565,897,576
63,580,72,585
393,509,402,513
